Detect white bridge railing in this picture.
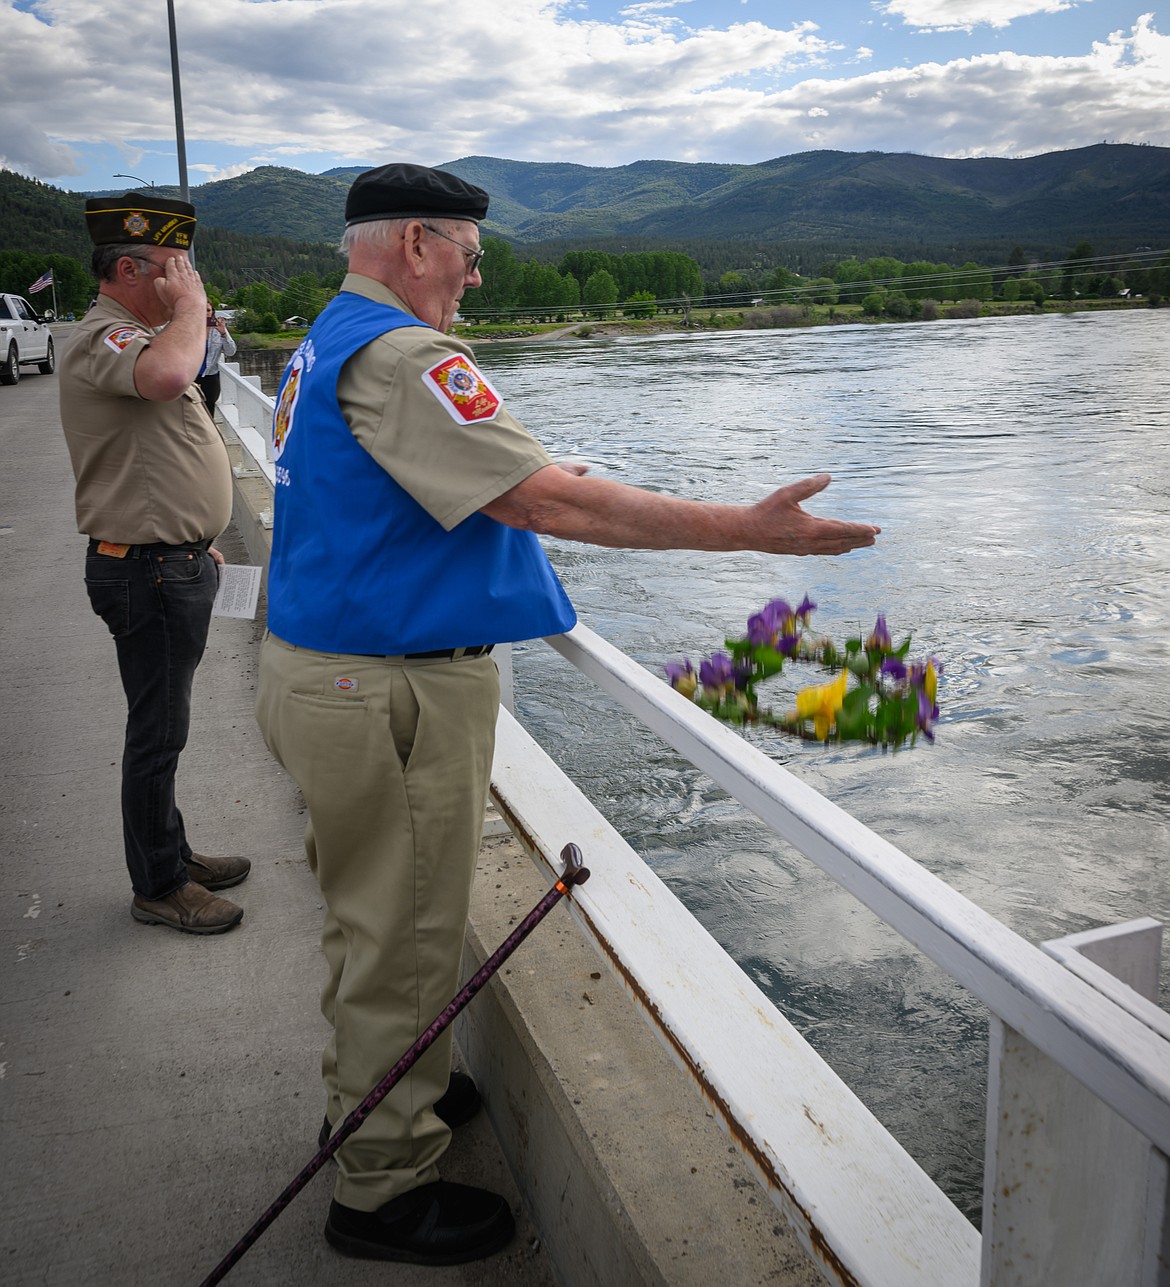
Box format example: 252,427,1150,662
218,360,276,485
217,362,1170,1287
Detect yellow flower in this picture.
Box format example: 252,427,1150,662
793,668,849,740
924,660,937,703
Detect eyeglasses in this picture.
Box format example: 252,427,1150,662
127,253,162,276
421,224,484,273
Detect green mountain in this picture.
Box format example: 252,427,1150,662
0,168,345,291
440,146,1170,255
232,145,1170,255
4,144,1168,280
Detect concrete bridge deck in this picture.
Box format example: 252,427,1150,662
0,339,821,1287
0,356,558,1286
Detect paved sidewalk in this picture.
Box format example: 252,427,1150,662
0,351,554,1286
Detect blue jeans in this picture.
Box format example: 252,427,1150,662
84,539,218,899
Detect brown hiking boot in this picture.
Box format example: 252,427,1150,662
131,882,243,934
185,852,251,890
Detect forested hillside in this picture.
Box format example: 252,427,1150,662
48,142,1170,262
0,169,344,313
2,144,1166,318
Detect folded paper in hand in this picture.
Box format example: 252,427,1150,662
213,564,262,619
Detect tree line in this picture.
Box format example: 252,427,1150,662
1,236,1165,330
459,244,705,321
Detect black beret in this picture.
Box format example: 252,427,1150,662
84,194,196,249
345,163,489,226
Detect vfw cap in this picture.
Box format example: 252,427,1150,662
84,194,197,249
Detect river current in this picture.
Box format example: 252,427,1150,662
470,309,1170,1220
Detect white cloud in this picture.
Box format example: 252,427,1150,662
620,0,693,16
190,162,258,183
0,0,1166,181
879,0,1078,33
0,112,82,177
752,16,1170,157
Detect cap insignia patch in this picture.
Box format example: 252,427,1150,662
421,355,501,424
123,212,150,238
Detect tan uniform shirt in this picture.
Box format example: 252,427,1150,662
335,274,552,530
58,295,233,544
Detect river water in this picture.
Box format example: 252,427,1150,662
469,310,1170,1221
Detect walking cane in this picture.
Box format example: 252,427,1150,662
197,843,590,1287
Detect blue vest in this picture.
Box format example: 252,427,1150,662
267,291,576,654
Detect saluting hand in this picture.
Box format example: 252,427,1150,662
154,255,206,313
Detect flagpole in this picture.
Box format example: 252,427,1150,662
166,0,189,205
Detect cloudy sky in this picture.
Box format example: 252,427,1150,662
2,0,1167,192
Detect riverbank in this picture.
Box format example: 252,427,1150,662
456,295,1155,343
233,294,1157,357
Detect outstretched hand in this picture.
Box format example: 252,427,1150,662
483,464,878,556
748,474,880,555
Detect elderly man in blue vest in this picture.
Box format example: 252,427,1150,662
256,162,879,1266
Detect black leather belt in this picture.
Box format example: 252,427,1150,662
404,645,493,659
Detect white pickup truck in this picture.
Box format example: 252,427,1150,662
0,292,55,385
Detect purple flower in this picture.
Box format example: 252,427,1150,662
795,594,817,622
915,687,938,741
746,612,775,646
700,651,736,693
746,598,795,647
880,656,907,681
908,658,942,701
778,631,800,657
866,614,892,653
664,659,697,698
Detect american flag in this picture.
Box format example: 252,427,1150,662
28,271,53,294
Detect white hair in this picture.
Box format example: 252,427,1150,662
340,215,473,255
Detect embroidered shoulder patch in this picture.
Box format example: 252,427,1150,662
103,327,143,353
421,355,502,425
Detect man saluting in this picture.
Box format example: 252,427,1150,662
60,194,252,936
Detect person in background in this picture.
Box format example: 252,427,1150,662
256,162,880,1267
58,193,252,936
195,300,237,418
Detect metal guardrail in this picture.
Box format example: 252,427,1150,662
216,361,1169,1286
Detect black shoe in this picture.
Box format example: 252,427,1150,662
324,1182,514,1264
434,1070,482,1127
318,1071,482,1149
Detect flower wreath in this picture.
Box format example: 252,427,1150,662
663,595,941,747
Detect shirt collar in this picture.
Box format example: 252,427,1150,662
341,273,412,316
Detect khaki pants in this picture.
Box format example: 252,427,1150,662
256,632,499,1210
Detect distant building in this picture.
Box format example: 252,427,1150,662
282,315,309,329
